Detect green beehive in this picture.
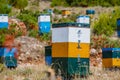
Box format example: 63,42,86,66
4,57,17,68
52,58,89,78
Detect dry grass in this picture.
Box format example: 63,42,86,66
0,64,120,80
88,66,120,80
0,63,51,80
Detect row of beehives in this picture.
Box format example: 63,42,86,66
44,22,120,79
44,9,95,16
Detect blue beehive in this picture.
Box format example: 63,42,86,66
45,46,52,65
86,10,95,15
117,18,120,37
47,9,53,14
4,48,17,67
0,47,4,63
38,14,51,33
0,14,8,29
0,47,4,56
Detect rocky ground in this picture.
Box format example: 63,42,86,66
14,36,48,64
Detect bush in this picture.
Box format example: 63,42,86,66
17,10,39,30
28,30,38,38
93,13,114,36
0,1,11,14
91,35,120,48
53,8,62,14
0,34,5,46
41,32,51,41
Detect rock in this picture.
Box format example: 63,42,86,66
14,36,48,64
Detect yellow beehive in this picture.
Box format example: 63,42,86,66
62,10,71,16
102,48,120,68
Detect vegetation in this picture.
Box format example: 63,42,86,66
0,0,11,14
91,34,120,48
8,0,28,12
51,0,120,7
93,7,120,36
0,27,23,46
17,10,40,30
28,30,39,38
40,32,51,41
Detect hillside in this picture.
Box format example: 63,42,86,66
0,0,120,80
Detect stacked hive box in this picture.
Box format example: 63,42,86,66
0,14,8,28
52,23,90,78
38,14,51,34
102,48,120,68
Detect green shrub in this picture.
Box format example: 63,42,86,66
0,34,5,46
0,63,4,72
53,8,62,14
41,32,51,41
28,30,38,38
17,11,38,30
0,1,11,14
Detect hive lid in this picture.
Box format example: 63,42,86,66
52,22,90,28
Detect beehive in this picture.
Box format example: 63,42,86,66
45,46,52,65
86,10,95,15
62,10,71,16
52,23,90,78
86,10,95,19
4,48,18,67
117,18,120,37
0,14,8,29
38,14,51,33
76,15,90,27
102,48,120,68
0,47,4,63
